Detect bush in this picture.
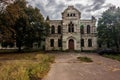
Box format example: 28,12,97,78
77,56,93,62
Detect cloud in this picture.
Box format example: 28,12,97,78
85,0,111,12
46,0,56,7
26,0,120,20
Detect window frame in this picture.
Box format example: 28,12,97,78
68,22,74,32
58,39,62,47
50,39,54,47
88,39,92,47
51,25,55,34
87,25,90,34
81,39,84,47
58,25,61,34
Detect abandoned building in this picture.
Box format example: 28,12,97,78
45,6,97,51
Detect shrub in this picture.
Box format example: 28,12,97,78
77,56,93,62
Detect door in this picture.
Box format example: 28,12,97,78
69,39,74,50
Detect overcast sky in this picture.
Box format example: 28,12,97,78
26,0,120,20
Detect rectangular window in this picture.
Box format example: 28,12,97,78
87,25,90,34
81,39,84,47
88,39,92,47
58,39,62,47
58,26,61,34
50,39,54,47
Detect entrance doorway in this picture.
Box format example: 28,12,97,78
69,39,74,50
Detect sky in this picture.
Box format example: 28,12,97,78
26,0,120,20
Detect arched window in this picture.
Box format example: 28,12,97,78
87,25,90,34
50,39,54,47
58,25,61,34
68,22,74,32
51,25,55,34
73,13,75,16
81,39,84,47
88,39,92,47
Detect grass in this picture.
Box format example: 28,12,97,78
0,49,41,53
103,54,120,61
0,52,55,80
77,56,93,62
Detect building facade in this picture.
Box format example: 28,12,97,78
45,6,97,51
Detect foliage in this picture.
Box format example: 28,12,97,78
0,0,50,51
77,56,93,62
97,6,120,50
0,53,55,80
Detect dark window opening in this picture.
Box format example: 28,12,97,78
50,39,54,47
87,25,90,34
68,22,74,32
58,25,61,34
58,39,62,47
67,13,75,17
81,39,84,47
67,14,69,16
88,39,92,47
73,13,75,16
51,25,55,34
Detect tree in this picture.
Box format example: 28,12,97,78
0,0,50,51
23,6,50,49
98,6,120,51
0,0,19,47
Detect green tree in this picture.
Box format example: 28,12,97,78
98,6,120,51
0,0,19,47
24,6,44,48
0,0,50,51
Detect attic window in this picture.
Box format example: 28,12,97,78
73,13,75,16
67,14,69,16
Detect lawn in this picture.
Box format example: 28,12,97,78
103,54,120,61
0,52,55,80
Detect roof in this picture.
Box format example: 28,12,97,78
62,5,81,14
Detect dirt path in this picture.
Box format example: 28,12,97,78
43,53,120,80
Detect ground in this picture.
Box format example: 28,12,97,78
43,52,120,80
